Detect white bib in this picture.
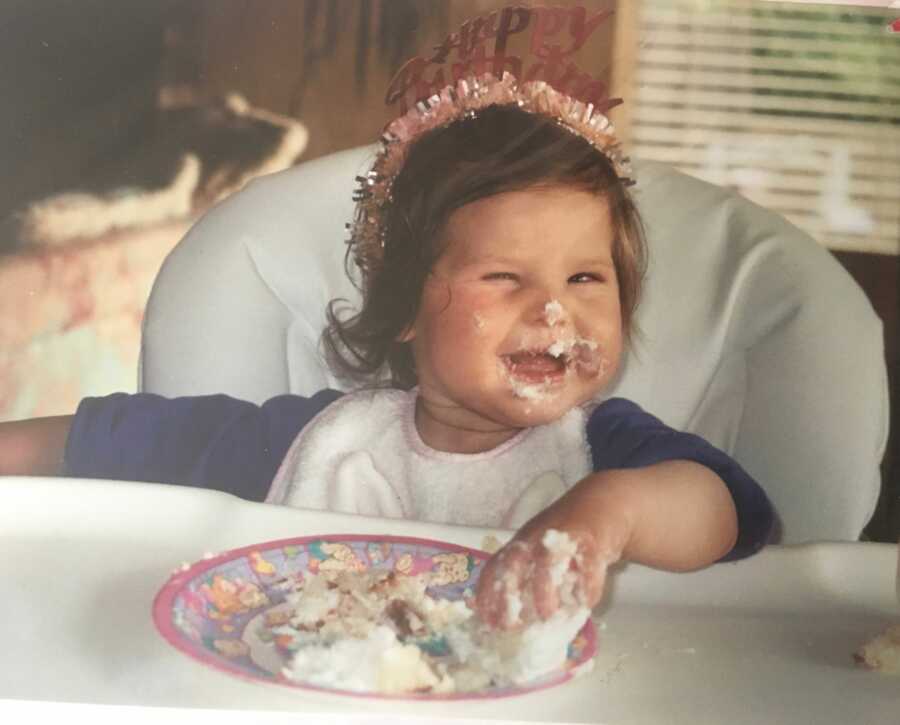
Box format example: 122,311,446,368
267,388,593,529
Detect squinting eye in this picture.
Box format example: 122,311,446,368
483,272,518,282
569,272,603,283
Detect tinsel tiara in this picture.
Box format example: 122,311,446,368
347,6,632,278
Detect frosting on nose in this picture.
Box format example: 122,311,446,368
543,300,566,326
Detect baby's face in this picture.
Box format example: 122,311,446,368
405,185,623,444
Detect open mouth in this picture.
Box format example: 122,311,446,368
501,337,606,387
502,350,568,383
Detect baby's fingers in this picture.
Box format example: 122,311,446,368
535,529,611,616
568,537,598,606
475,542,531,629
574,553,606,609
531,545,560,620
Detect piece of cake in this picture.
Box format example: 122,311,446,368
269,560,590,694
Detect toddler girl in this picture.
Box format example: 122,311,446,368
0,74,773,630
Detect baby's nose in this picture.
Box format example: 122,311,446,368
536,298,569,327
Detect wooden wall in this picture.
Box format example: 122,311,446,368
175,0,622,162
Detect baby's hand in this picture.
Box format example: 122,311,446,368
475,472,636,630
474,526,613,630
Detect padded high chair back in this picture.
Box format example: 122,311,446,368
139,145,889,544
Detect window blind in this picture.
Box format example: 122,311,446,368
628,0,900,255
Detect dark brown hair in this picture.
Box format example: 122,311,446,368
323,104,647,389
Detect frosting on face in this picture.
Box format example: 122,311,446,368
499,300,609,403
410,187,623,447
543,300,565,327
500,367,560,402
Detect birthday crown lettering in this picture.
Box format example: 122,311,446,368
386,5,621,115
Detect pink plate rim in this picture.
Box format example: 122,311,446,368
152,533,597,701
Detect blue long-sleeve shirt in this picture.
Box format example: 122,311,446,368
65,392,773,561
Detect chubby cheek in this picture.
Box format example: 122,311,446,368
449,288,504,338
579,320,623,384
595,340,622,384
416,286,501,365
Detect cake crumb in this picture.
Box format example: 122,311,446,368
480,534,506,554
855,624,900,674
274,568,592,694
598,653,628,685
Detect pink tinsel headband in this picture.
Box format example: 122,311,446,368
347,6,631,278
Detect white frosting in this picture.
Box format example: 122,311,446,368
543,300,565,326
507,377,558,401
505,589,523,627
546,339,570,357
503,607,591,684
542,529,579,589
283,625,445,694
274,568,593,694
498,358,563,402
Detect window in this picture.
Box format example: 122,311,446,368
620,0,900,254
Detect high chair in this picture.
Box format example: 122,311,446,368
139,145,890,545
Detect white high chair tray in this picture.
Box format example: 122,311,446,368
0,477,896,724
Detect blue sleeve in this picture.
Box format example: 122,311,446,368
63,390,343,502
586,398,774,562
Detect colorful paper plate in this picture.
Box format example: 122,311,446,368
153,534,596,699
